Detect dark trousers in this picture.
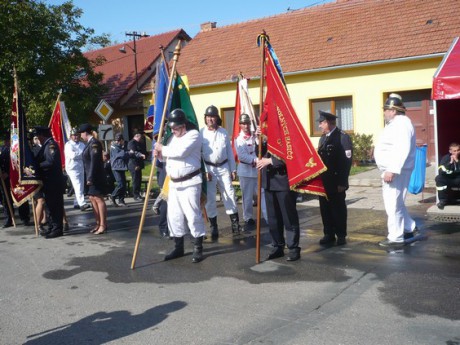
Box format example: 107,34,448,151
112,170,126,200
159,199,168,235
319,192,347,238
1,184,30,223
129,168,142,198
435,174,460,202
43,186,64,232
265,190,299,249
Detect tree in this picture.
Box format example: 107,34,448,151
0,0,110,128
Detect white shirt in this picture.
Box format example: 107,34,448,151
200,126,236,172
374,115,416,175
235,131,257,178
64,139,85,173
163,129,202,187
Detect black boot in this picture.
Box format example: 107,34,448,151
164,237,184,261
192,236,204,263
209,216,218,240
286,247,301,261
230,213,241,234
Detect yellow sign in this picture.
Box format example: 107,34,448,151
95,99,114,122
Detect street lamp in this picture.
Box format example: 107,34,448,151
119,31,149,93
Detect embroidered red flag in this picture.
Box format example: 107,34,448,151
49,97,65,169
261,43,327,196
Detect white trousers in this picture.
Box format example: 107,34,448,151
382,172,416,242
239,176,268,222
67,170,86,207
168,183,205,238
205,166,238,218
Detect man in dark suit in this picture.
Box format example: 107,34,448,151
317,110,353,246
127,131,146,201
34,126,65,238
256,140,301,262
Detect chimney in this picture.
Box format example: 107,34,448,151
200,22,217,32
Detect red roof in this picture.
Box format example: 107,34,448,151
178,0,460,86
85,29,190,104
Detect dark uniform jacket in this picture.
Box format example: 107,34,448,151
82,137,105,187
261,149,290,192
0,144,9,177
438,153,460,176
127,139,146,171
318,127,353,195
36,137,65,191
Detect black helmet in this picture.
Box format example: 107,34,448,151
383,93,406,113
204,105,219,117
168,108,186,128
239,114,251,124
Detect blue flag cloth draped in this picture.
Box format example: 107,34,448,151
408,145,427,194
153,59,170,137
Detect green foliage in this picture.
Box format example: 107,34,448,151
0,1,110,128
350,133,374,164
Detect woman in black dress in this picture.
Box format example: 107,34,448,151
77,123,108,234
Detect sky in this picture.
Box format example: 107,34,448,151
44,0,333,44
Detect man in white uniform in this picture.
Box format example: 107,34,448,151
64,128,90,211
234,113,267,231
200,105,241,239
154,109,206,263
374,93,418,247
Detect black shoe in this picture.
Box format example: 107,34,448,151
243,219,256,232
378,239,405,247
404,227,420,240
266,247,284,260
45,230,63,239
336,237,347,246
319,235,336,245
80,204,91,211
63,223,70,232
2,221,13,229
110,196,119,207
164,248,184,261
286,248,301,261
73,205,80,209
437,202,446,210
211,231,219,241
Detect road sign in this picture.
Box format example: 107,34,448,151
98,124,113,141
95,99,114,122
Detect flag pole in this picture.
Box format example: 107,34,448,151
48,91,62,127
256,31,267,264
131,40,182,269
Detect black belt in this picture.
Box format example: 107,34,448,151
170,169,201,183
240,161,253,165
204,159,228,167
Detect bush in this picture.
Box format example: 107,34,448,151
350,133,374,165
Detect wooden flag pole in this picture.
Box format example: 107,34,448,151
255,31,267,264
131,40,182,269
0,167,16,228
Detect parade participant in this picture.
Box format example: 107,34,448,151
256,127,301,261
30,131,47,230
234,113,260,231
109,133,131,206
374,93,418,247
200,105,241,239
317,110,353,246
154,108,206,263
64,128,90,211
77,123,108,235
0,132,30,228
435,142,460,209
34,126,65,238
127,131,146,201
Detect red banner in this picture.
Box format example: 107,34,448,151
49,98,65,169
261,45,326,196
10,82,41,206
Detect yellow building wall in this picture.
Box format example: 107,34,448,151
188,57,441,147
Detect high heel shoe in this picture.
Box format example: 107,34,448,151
90,224,100,233
94,225,108,235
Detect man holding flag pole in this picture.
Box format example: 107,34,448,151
254,33,327,262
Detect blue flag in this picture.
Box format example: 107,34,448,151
153,59,170,137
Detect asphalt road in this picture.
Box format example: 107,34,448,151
0,191,459,345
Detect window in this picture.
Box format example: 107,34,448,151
221,105,260,136
310,96,353,136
